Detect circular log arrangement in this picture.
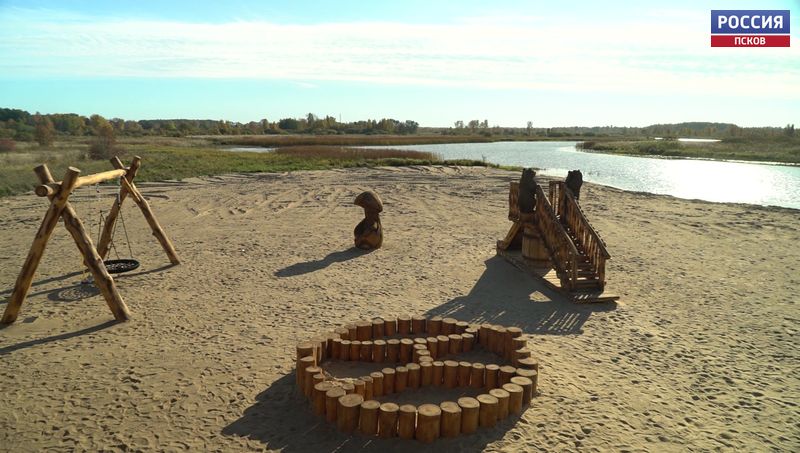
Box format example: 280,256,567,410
293,315,541,442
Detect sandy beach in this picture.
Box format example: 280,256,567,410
1,166,798,452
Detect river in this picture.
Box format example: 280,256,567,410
369,141,800,210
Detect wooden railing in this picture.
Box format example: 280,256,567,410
550,181,610,289
533,184,580,290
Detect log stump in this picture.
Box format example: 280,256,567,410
510,376,533,406
440,401,462,438
325,387,346,423
360,400,380,436
416,404,441,443
398,405,417,440
378,402,399,438
337,394,364,433
503,383,524,414
490,388,510,420
458,397,480,434
477,394,499,428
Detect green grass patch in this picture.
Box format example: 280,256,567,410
0,144,496,198
578,138,800,164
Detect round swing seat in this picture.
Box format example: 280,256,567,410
103,259,140,274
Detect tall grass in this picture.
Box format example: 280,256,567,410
0,144,491,197
578,139,800,164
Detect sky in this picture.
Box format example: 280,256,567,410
0,0,798,127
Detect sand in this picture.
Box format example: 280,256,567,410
0,166,798,452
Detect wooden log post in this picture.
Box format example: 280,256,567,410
448,334,463,355
440,401,462,438
432,361,444,387
455,321,469,334
515,368,538,392
336,394,364,433
2,165,81,324
458,361,472,387
397,315,411,335
386,339,400,363
479,324,492,348
404,363,419,389
411,315,426,335
341,382,355,395
384,317,397,336
503,383,524,414
395,366,408,392
372,339,386,363
339,340,351,360
443,360,459,389
499,366,517,386
349,341,361,361
462,333,475,352
313,381,334,416
420,361,433,386
413,349,430,364
372,317,385,339
510,376,534,406
346,324,357,340
359,400,380,436
360,341,373,361
353,379,366,397
505,327,523,361
356,321,372,341
97,157,141,259
490,388,510,420
513,348,532,367
426,337,439,359
517,357,539,371
458,397,480,434
378,403,399,438
363,376,374,401
485,364,500,389
427,316,442,336
399,339,414,364
397,405,417,440
382,368,396,395
470,363,485,388
436,335,449,358
441,318,456,335
331,338,343,359
297,356,315,390
370,371,384,397
303,366,321,398
325,388,346,423
416,404,441,444
477,394,499,428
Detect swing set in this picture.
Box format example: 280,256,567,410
1,156,180,325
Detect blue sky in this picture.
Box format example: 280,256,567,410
1,0,798,127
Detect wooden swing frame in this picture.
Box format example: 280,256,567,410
1,156,180,325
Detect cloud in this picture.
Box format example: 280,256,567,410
1,7,798,99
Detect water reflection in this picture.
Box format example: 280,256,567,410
367,142,800,209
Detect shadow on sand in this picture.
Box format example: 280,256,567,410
427,256,616,335
0,319,119,355
274,248,371,278
224,254,615,450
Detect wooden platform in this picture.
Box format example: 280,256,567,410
496,247,620,303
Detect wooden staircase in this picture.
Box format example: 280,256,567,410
497,180,618,303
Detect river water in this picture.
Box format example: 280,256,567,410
370,141,800,210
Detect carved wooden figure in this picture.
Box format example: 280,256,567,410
353,191,383,250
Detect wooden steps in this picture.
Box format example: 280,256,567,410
497,248,619,303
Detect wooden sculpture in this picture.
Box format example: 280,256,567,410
564,170,584,201
353,191,383,250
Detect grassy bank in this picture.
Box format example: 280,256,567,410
0,143,493,197
578,138,800,164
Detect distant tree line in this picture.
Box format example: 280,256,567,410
0,108,420,144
